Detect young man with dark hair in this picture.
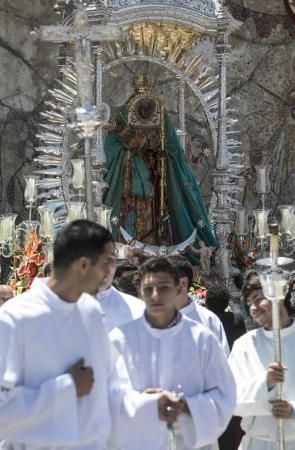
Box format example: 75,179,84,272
109,257,236,450
167,255,229,355
229,271,295,450
0,220,159,450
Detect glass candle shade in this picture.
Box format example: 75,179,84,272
38,206,55,238
24,175,39,203
0,213,17,241
279,205,295,236
253,208,270,239
235,207,249,236
94,205,112,231
67,201,86,222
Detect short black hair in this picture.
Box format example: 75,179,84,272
115,261,137,279
205,283,230,313
53,219,113,270
113,276,138,297
138,257,180,285
166,255,193,288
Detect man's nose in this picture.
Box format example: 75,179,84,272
151,288,160,301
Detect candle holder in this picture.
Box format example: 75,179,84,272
38,206,55,239
66,201,86,222
24,175,39,221
94,205,112,231
0,213,17,257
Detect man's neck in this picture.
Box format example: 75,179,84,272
47,275,83,303
145,310,179,329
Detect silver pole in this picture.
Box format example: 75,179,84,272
84,138,95,221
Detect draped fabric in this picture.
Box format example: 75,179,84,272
103,104,217,247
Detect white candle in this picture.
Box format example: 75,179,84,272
72,160,85,190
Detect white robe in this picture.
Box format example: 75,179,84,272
181,299,230,356
109,314,236,450
0,278,156,450
229,321,295,450
97,286,145,332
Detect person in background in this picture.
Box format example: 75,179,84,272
0,285,14,306
205,283,246,351
96,252,145,332
205,283,246,450
112,276,138,297
167,255,229,356
114,261,137,280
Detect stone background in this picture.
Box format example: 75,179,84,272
0,0,294,220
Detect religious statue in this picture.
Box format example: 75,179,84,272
190,240,215,276
103,72,217,248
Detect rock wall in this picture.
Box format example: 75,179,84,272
0,0,294,219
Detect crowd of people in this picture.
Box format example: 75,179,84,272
0,219,294,450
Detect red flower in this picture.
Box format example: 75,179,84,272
194,288,203,295
31,253,45,267
201,290,207,298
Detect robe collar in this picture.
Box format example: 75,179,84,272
262,318,295,339
181,296,196,315
142,312,185,338
30,277,80,314
97,285,114,301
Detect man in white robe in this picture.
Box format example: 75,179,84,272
109,257,236,450
96,252,145,332
229,271,295,450
0,220,166,450
167,256,229,356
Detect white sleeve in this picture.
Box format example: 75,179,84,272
179,333,236,449
0,311,79,446
229,337,272,417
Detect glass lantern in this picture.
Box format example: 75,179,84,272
38,206,55,239
279,205,295,236
235,207,249,237
1,213,17,241
94,205,112,231
67,201,86,222
253,208,270,239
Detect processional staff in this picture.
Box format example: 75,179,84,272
34,7,125,220
258,222,294,450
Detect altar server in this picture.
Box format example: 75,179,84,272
109,257,236,450
229,271,295,450
167,255,229,355
96,252,145,332
0,220,157,450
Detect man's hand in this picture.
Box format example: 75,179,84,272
270,400,293,419
158,391,190,424
68,358,95,398
267,362,287,386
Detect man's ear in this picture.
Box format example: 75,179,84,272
75,256,91,273
179,277,189,292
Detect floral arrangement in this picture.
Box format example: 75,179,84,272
189,272,208,305
9,232,45,295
